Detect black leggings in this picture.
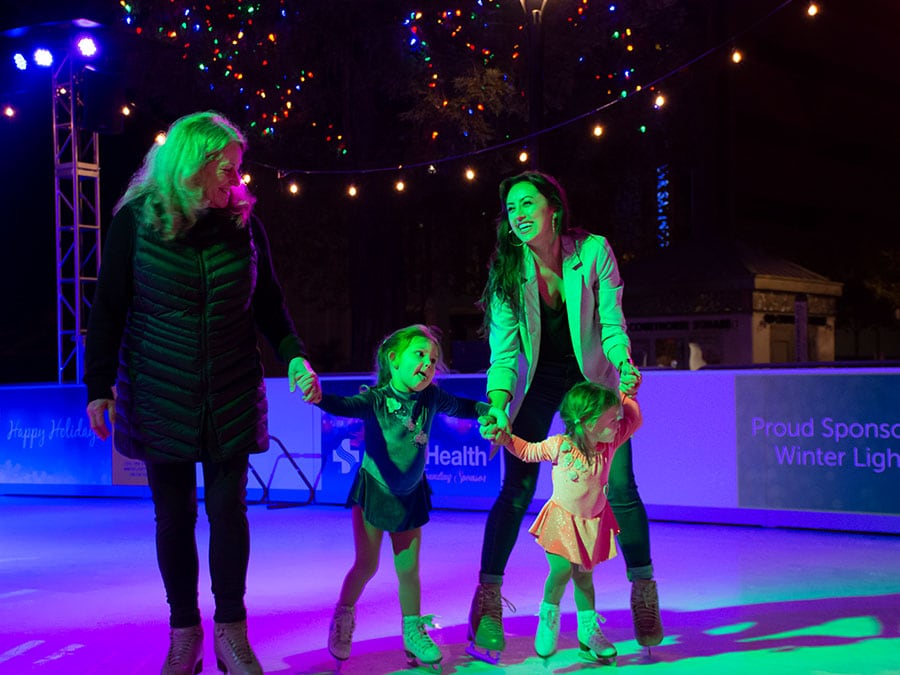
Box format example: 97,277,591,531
479,365,651,582
145,454,250,627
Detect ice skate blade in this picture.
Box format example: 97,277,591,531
578,647,617,665
329,655,348,672
405,649,443,670
465,642,502,665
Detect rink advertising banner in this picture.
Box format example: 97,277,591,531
318,375,500,508
736,373,900,515
0,384,110,485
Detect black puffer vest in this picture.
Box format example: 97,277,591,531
114,209,268,462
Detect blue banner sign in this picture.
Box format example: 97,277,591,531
0,384,109,485
736,373,900,514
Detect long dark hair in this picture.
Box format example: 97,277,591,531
478,171,573,334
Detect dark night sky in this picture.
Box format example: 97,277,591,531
2,1,898,383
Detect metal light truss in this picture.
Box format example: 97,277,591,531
52,53,101,384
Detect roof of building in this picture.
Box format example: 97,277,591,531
621,239,842,295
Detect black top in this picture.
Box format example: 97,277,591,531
538,295,575,366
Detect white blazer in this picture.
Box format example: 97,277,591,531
486,233,631,421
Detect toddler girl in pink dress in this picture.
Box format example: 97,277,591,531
488,381,642,663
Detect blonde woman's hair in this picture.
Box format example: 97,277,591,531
114,110,254,239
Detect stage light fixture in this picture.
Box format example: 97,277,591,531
76,36,98,58
13,53,27,71
3,105,15,118
34,48,54,67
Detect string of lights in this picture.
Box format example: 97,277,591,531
242,0,817,194
3,1,820,196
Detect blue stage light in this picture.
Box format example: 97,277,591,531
33,48,53,67
76,36,98,58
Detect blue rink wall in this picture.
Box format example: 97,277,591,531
1,367,898,534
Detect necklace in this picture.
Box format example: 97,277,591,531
385,386,429,448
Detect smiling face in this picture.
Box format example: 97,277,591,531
389,336,439,393
505,180,558,248
196,141,243,209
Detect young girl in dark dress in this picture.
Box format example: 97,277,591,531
315,324,507,668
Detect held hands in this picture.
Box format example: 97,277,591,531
289,357,322,404
478,406,511,460
86,398,116,441
617,358,642,397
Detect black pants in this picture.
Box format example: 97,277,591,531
479,363,652,582
145,453,250,628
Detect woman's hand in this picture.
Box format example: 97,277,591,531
86,398,116,441
289,357,322,404
479,408,511,459
618,359,642,397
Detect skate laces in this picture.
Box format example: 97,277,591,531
538,604,560,629
632,583,659,629
334,607,355,642
483,585,516,621
166,627,200,665
220,625,254,663
581,614,614,651
408,615,439,649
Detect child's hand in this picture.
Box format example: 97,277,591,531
479,414,511,460
289,357,322,403
490,407,510,435
618,360,642,397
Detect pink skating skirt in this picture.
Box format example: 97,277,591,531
528,501,620,570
